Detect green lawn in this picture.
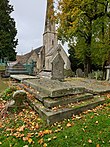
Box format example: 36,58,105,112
0,96,110,147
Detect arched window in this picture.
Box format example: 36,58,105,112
52,40,54,46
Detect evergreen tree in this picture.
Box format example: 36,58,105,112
0,0,18,61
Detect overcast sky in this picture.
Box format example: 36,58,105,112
10,0,47,55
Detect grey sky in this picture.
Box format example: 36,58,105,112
10,0,47,55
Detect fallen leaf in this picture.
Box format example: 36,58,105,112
66,123,72,127
38,138,44,144
0,122,3,128
88,139,92,143
28,138,33,144
48,138,51,142
23,145,28,147
35,123,39,129
23,137,28,141
17,125,25,132
43,143,47,147
54,128,61,133
90,116,94,119
44,130,52,135
95,121,99,124
27,133,34,138
53,136,57,140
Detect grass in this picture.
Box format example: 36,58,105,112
0,97,110,147
0,78,9,93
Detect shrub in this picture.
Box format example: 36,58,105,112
64,69,75,78
2,87,17,101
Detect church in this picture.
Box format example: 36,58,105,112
17,0,71,74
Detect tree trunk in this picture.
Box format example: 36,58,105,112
84,20,92,77
84,54,92,77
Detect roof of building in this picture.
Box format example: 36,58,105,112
16,46,43,64
34,46,43,54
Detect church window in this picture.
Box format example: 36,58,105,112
52,40,54,46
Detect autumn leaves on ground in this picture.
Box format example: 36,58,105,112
0,86,110,147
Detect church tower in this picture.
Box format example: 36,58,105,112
43,0,58,55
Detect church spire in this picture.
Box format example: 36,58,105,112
44,0,55,33
43,0,58,55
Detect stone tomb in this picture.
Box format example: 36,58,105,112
23,78,85,98
51,49,65,81
21,77,105,124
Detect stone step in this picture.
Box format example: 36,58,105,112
27,95,105,125
20,83,88,105
19,84,48,103
23,78,85,98
43,93,93,108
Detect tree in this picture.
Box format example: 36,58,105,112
0,0,18,61
56,0,110,76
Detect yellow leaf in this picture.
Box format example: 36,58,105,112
53,136,57,140
48,138,51,142
96,144,100,147
28,138,33,144
95,121,99,124
44,130,52,134
43,143,47,147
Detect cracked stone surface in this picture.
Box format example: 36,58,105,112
65,78,110,93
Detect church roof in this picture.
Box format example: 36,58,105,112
46,44,62,56
34,46,43,54
16,46,43,64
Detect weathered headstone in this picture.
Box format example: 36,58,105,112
76,68,84,77
105,66,110,80
51,49,65,81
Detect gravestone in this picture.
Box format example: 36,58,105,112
105,66,110,80
51,49,65,81
76,68,84,77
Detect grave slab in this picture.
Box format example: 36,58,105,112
23,78,85,98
